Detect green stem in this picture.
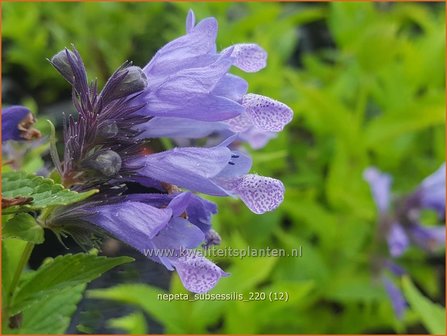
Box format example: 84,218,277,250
6,242,34,318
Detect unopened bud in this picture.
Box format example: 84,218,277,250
103,66,148,102
50,49,77,84
85,150,122,177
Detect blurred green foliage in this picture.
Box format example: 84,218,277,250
3,2,445,334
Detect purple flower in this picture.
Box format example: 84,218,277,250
47,11,288,294
408,223,445,252
363,167,392,213
418,163,445,217
49,48,149,188
386,222,409,257
48,192,227,293
382,275,407,319
135,10,293,149
2,106,41,142
126,141,284,214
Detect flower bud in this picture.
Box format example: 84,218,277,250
102,66,148,103
85,150,122,177
97,120,119,139
50,49,77,84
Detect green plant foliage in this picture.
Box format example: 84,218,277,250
5,285,86,334
402,276,446,334
3,213,44,244
2,171,98,212
2,1,445,334
10,253,134,315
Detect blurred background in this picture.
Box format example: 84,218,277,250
2,2,445,334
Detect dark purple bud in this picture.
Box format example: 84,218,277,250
97,120,119,139
50,49,77,84
102,66,148,103
84,150,122,177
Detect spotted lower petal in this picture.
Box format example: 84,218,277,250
242,94,293,132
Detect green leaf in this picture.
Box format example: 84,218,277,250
108,311,148,334
88,284,185,333
402,276,446,334
10,253,134,315
3,213,44,244
2,171,98,212
5,285,86,334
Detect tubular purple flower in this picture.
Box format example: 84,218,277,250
386,222,409,257
48,192,227,293
2,106,41,142
126,141,285,214
417,163,445,217
135,10,293,149
382,275,407,319
363,167,392,213
408,223,445,252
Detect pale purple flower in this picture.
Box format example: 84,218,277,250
49,192,227,293
382,275,407,319
408,223,445,252
135,10,293,149
126,139,285,214
386,223,409,257
363,167,392,213
2,106,40,142
418,163,445,217
47,11,288,294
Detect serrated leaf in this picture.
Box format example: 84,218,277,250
402,276,446,334
4,284,86,334
10,253,134,315
2,171,97,211
3,213,44,244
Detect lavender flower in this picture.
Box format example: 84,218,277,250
417,163,445,217
364,165,445,319
135,10,293,149
2,106,41,142
48,192,226,293
382,275,407,319
46,10,289,293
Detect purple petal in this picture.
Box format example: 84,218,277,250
363,167,392,213
144,17,217,76
212,74,248,102
220,174,285,214
419,163,445,216
144,91,244,122
242,94,293,132
408,223,445,252
130,146,232,195
2,106,34,142
224,43,267,72
186,9,195,33
226,112,253,133
87,201,172,250
382,276,407,319
152,217,205,250
239,128,277,149
171,253,229,293
136,117,227,139
185,194,218,232
386,223,410,257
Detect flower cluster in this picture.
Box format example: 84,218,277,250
43,10,292,293
364,164,445,318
